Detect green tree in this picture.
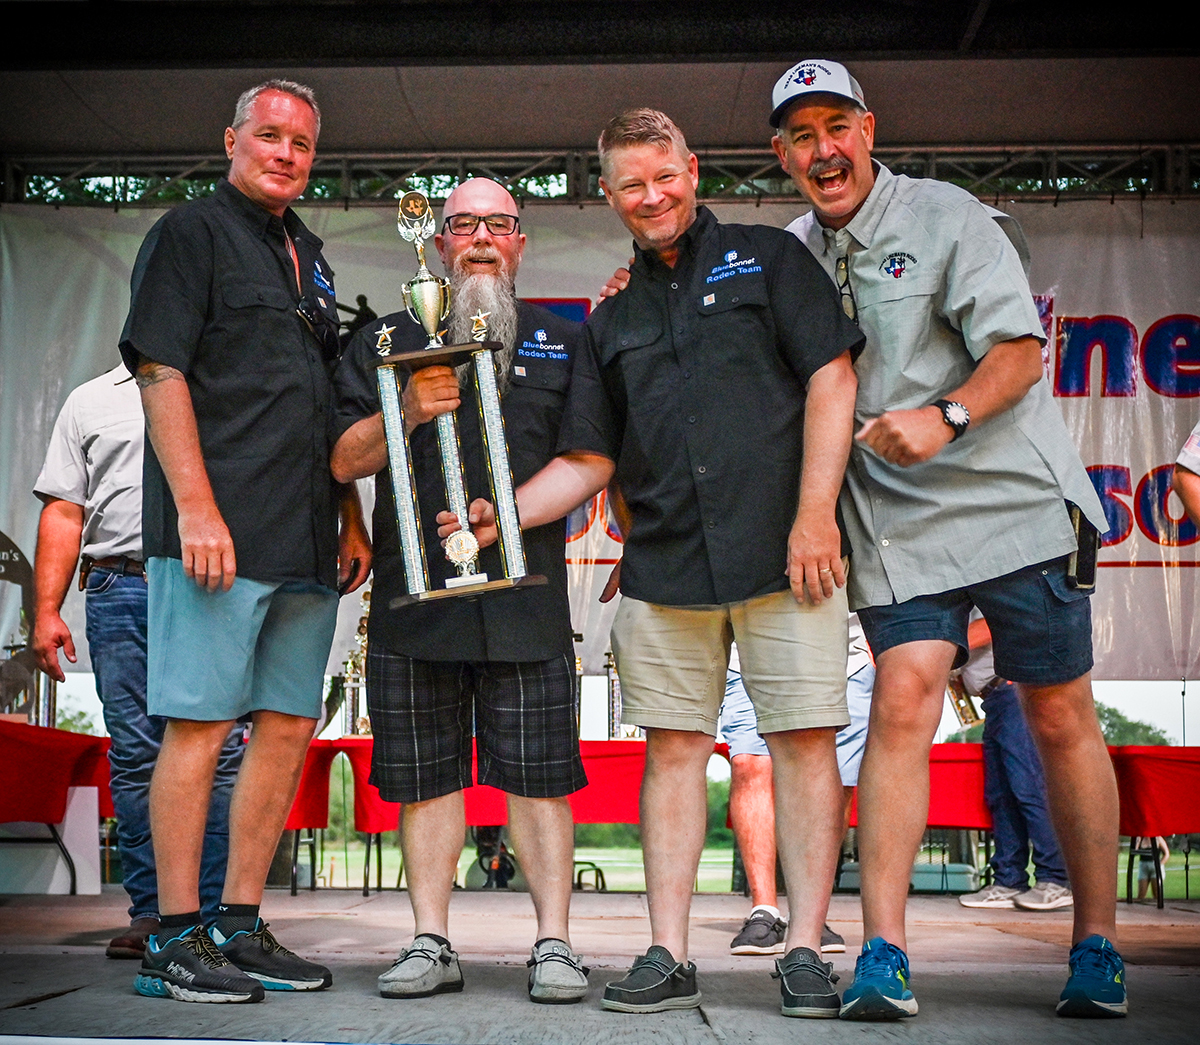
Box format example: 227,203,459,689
1094,701,1171,745
56,707,98,734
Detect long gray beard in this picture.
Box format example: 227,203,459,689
447,273,519,394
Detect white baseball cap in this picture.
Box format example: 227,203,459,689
769,59,866,127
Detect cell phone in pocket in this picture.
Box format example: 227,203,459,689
1065,502,1100,590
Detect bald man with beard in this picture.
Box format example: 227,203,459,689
332,178,590,1004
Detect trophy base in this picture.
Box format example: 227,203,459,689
389,574,548,608
377,341,502,371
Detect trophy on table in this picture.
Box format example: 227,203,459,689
373,189,545,607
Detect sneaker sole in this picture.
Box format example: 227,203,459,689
958,898,1016,909
380,979,464,999
782,1000,841,1019
134,972,262,1004
1015,899,1075,911
821,942,846,954
243,970,332,991
1056,995,1127,1018
602,991,703,1013
839,989,918,1020
731,942,786,955
529,984,588,1004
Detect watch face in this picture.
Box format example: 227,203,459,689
946,402,969,427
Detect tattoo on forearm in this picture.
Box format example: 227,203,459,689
135,357,185,389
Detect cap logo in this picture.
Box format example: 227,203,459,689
787,62,829,89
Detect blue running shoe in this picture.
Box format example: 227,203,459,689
1057,934,1127,1018
839,936,917,1020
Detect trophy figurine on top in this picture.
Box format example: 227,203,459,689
373,189,544,606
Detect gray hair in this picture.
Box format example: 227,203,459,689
232,79,321,140
598,108,690,179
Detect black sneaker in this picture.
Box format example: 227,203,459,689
731,910,787,955
135,924,264,1003
211,919,332,991
821,924,846,953
774,946,840,1018
602,946,702,1013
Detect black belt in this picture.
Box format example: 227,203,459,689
979,676,1011,702
79,554,145,589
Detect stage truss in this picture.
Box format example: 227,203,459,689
4,144,1198,208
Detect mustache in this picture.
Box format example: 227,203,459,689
807,156,853,179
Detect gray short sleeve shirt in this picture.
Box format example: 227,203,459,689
34,365,143,560
788,164,1105,609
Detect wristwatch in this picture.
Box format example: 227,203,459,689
933,399,970,440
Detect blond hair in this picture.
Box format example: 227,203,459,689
597,108,690,179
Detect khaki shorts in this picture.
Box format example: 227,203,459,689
610,584,851,736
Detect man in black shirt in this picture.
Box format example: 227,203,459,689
332,177,589,1004
457,110,863,1018
120,80,370,1004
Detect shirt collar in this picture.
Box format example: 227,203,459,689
215,177,310,244
633,204,714,273
819,161,894,254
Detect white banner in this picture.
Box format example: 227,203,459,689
2,198,1197,680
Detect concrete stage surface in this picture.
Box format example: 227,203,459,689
1,887,1198,1043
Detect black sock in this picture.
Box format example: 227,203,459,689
159,911,202,934
214,903,260,937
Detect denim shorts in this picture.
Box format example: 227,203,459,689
857,556,1093,686
146,557,338,721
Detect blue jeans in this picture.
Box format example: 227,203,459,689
980,682,1067,888
86,568,244,921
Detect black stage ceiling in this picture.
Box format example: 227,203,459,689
1,2,1197,158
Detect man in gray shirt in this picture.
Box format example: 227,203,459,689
769,59,1124,1021
31,365,242,959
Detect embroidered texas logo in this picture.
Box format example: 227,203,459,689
879,252,918,279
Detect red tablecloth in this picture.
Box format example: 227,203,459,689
284,738,339,831
1109,745,1200,837
848,742,991,830
0,720,113,822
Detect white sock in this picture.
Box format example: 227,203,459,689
750,904,781,919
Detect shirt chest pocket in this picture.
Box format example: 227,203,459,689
509,356,572,395
219,282,300,370
695,276,769,315
854,269,939,311
598,321,662,367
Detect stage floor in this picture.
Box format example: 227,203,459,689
1,886,1198,1043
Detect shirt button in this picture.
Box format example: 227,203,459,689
697,465,706,473
707,520,716,528
881,539,890,547
688,416,696,424
670,282,679,290
732,295,740,303
683,371,691,379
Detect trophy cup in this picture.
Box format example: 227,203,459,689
374,190,545,606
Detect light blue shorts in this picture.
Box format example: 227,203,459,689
718,661,875,786
146,557,338,722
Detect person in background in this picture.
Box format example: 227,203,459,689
1172,420,1200,526
31,365,243,960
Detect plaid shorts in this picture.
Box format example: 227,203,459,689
365,649,588,804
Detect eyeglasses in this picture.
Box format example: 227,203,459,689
297,295,342,362
442,213,520,236
835,255,858,322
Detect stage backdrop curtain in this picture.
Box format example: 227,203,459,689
2,198,1197,679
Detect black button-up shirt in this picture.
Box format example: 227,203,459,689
558,206,864,607
119,178,341,589
333,302,582,662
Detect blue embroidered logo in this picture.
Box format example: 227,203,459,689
313,260,334,295
519,329,567,359
879,252,917,279
706,253,762,284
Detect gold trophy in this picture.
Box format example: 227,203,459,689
373,190,545,606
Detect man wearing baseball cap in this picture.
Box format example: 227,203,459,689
768,59,1125,1021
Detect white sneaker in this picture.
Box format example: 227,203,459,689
1015,881,1074,910
527,938,589,1004
958,883,1021,908
378,935,463,998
